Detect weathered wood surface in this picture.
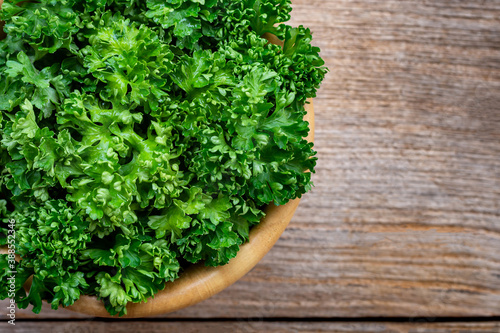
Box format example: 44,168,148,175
2,321,500,333
2,0,500,324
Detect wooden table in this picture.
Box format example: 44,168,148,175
3,0,500,332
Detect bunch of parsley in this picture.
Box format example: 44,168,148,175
0,0,326,316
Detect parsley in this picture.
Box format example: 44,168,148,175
0,0,326,316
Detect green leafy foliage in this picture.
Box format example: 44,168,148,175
0,0,326,316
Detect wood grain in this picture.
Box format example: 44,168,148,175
2,321,500,333
1,0,500,321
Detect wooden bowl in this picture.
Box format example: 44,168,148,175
0,1,315,317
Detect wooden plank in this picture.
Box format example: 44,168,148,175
2,0,500,319
2,321,500,333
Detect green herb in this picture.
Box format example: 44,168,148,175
0,0,326,316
